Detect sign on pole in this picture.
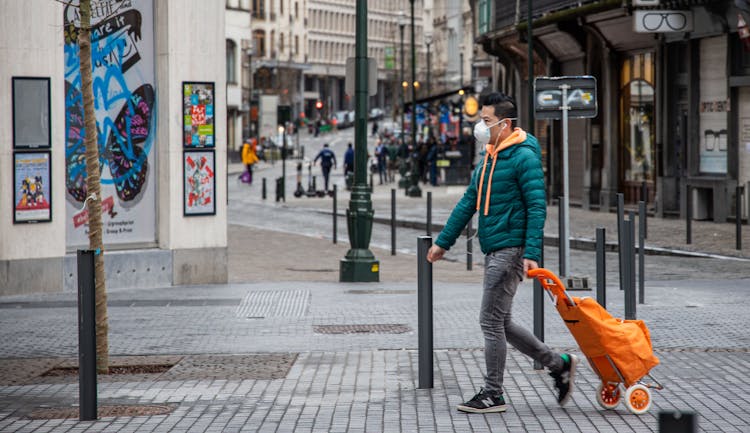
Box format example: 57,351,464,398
534,76,598,278
345,57,377,96
534,76,597,120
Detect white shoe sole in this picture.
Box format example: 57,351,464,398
457,404,508,414
559,354,579,407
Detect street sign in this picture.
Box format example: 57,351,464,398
345,57,377,96
534,76,597,120
384,46,395,70
633,10,693,33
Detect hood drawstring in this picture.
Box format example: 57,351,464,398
475,128,528,216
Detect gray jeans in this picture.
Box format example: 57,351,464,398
481,247,563,395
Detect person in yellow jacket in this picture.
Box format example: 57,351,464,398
241,139,259,184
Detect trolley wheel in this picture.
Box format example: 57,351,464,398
596,383,621,410
624,384,652,414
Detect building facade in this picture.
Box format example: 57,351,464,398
477,0,750,223
226,0,254,158
1,0,228,295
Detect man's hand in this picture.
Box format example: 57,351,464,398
427,245,446,263
523,259,539,278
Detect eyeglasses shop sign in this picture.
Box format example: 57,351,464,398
634,10,693,33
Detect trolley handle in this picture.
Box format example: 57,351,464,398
528,268,576,307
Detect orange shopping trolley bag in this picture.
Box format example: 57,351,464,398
528,268,663,414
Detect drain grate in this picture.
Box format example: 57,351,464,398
313,324,412,334
236,289,310,318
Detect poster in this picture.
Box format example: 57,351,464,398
63,0,157,247
14,152,52,223
12,77,51,149
183,82,215,148
698,37,728,174
183,150,215,216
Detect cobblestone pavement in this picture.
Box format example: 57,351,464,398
2,128,749,432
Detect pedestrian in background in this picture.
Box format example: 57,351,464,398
375,139,388,184
343,142,354,177
240,138,259,184
314,143,337,192
427,92,578,414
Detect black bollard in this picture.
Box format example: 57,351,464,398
641,182,648,238
333,184,337,244
313,175,317,192
624,218,636,320
370,173,374,191
391,189,396,255
426,192,432,236
262,177,267,200
737,186,743,250
466,217,473,271
533,248,545,370
77,250,97,421
617,193,624,291
596,228,606,309
417,236,434,389
659,410,697,433
686,185,692,244
639,201,645,304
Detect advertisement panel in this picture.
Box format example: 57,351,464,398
63,0,157,247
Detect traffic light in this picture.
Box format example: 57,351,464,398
315,100,323,110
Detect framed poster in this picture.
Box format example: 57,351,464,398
12,77,51,149
13,151,52,223
183,150,216,216
182,82,215,148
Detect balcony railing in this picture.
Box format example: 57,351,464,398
494,0,605,31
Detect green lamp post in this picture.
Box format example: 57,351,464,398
406,0,422,198
340,0,379,282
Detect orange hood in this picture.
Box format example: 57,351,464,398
476,128,528,215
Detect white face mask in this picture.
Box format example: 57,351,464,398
473,119,502,145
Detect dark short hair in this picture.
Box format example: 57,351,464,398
479,92,518,126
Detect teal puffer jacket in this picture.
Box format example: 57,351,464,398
434,133,546,262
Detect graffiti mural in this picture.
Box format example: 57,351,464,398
64,0,156,246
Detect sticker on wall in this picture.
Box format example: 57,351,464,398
14,151,52,224
183,150,216,216
183,82,215,148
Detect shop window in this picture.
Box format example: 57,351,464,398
620,52,656,193
226,39,237,83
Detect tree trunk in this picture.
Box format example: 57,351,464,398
78,0,109,374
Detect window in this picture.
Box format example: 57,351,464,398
295,1,298,20
478,0,491,35
270,30,275,56
226,39,237,83
253,30,266,57
252,0,264,18
280,32,285,53
620,52,655,190
280,0,284,15
295,35,299,55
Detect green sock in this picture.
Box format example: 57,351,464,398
560,353,570,363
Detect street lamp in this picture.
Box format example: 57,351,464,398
459,44,466,166
407,0,422,197
424,32,432,97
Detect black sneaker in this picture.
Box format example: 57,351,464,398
456,388,508,413
549,353,578,406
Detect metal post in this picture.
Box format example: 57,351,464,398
426,191,432,236
638,201,645,304
623,219,636,320
533,247,544,370
641,182,648,238
77,250,97,421
466,217,473,271
417,236,434,389
596,228,606,309
370,173,374,191
282,126,286,202
558,196,565,277
391,188,396,255
737,186,742,250
617,193,624,290
686,185,692,244
313,175,317,192
399,19,405,147
333,184,337,244
262,177,267,200
560,84,570,279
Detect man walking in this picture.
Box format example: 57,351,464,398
427,92,578,414
314,143,337,192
